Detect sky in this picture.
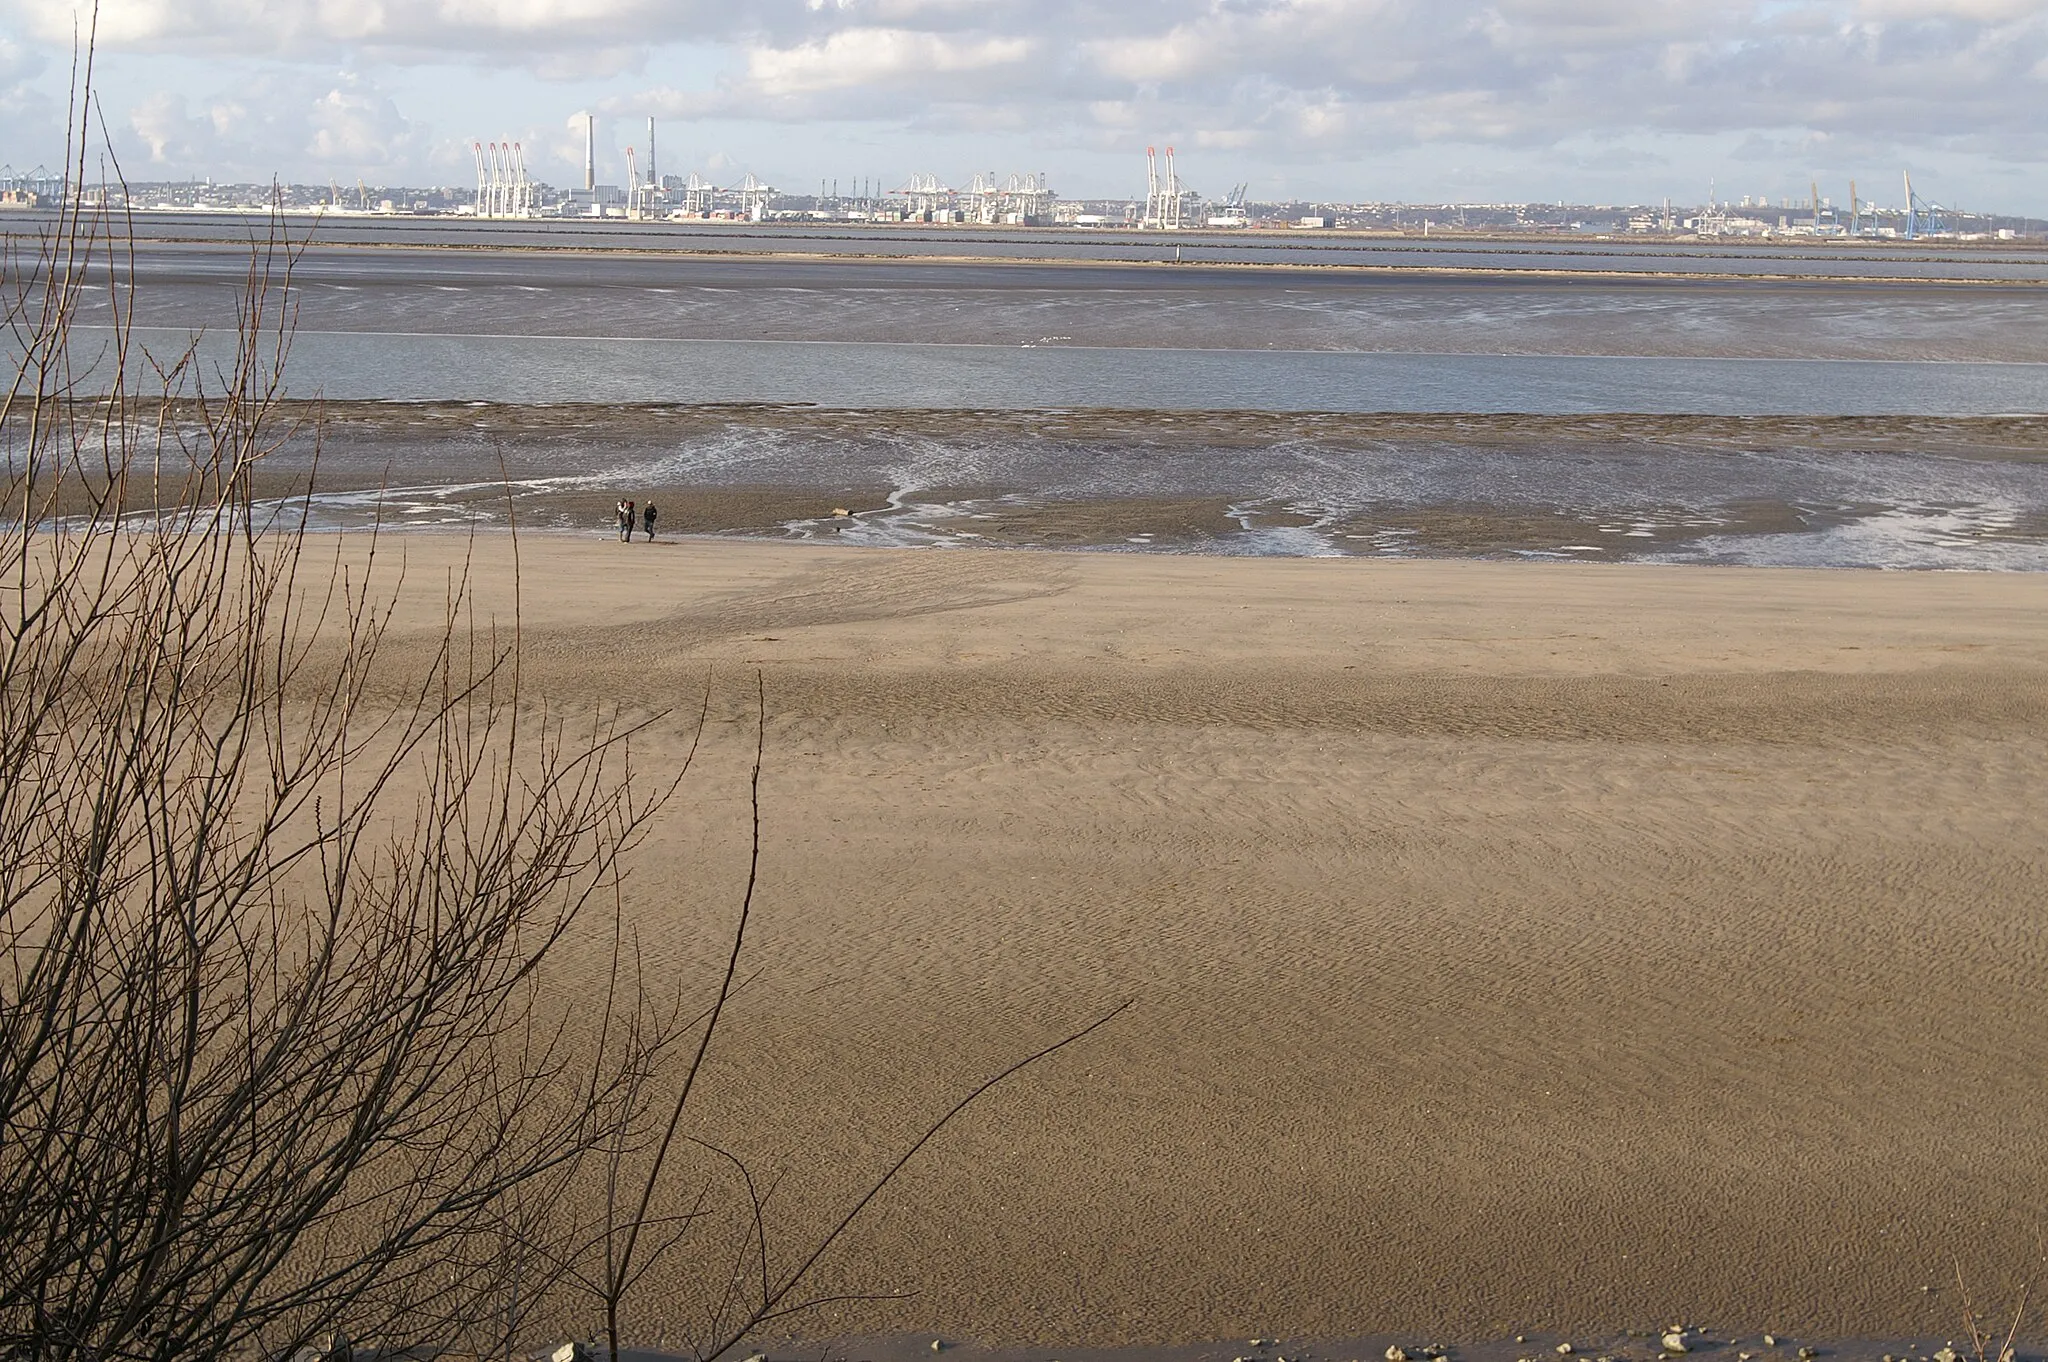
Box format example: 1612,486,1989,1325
2,0,2045,214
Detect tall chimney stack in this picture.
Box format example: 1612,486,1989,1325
647,116,656,187
584,113,596,192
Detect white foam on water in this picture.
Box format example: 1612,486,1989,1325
260,473,600,529
553,426,833,488
1650,501,2048,571
1223,501,1348,557
781,488,975,550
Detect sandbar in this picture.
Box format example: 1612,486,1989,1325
353,537,2048,1347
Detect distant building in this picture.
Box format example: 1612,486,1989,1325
559,185,626,215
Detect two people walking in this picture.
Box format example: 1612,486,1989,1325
616,499,658,542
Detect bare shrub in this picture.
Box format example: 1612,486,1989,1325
1952,1259,2028,1362
0,75,666,1362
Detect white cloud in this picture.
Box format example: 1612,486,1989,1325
305,75,421,163
0,24,50,120
115,70,428,177
1856,0,2041,16
127,91,212,163
744,26,1031,92
5,0,768,57
6,0,2048,200
1055,0,2048,157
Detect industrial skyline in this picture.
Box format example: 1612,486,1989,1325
7,133,2037,240
12,165,2034,245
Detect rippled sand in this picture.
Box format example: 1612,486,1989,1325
353,536,2048,1348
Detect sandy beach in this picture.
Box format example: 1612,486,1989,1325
322,533,2048,1349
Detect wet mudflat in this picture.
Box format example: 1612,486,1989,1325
220,403,2048,570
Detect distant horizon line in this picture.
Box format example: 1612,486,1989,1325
10,184,2044,222
5,167,2042,223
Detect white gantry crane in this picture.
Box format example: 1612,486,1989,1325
1000,172,1056,222
1141,146,1194,229
962,171,1001,223
953,170,1057,224
735,172,775,220
679,172,718,216
512,143,532,215
471,142,492,215
891,172,954,218
471,141,532,218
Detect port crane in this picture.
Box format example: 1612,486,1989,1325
1903,171,1949,239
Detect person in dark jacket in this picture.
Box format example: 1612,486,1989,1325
642,502,658,540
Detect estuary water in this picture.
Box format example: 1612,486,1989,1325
22,210,2047,281
13,221,2048,567
108,327,2048,416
